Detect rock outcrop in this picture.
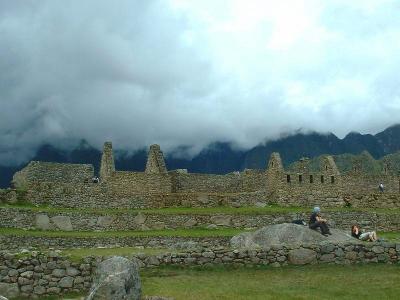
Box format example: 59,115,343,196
87,256,141,300
230,223,356,249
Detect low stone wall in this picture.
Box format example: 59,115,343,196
1,242,399,298
0,235,230,251
346,193,400,208
1,207,399,232
19,180,269,208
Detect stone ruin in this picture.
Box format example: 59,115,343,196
2,141,399,209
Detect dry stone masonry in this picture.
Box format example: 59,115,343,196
0,241,399,298
4,142,400,209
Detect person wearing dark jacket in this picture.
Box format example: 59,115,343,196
351,225,378,242
309,206,331,236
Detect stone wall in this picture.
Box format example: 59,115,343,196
1,242,399,298
1,207,399,232
342,174,400,194
345,193,400,208
12,161,94,189
0,236,229,251
17,180,268,208
170,170,266,193
7,146,400,209
107,171,172,194
271,170,344,207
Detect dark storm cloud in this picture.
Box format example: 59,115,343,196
1,0,400,165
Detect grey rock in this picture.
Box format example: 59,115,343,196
20,285,33,292
87,256,141,300
52,269,66,278
66,267,80,276
152,222,165,230
372,246,384,254
96,216,114,227
35,214,52,230
33,285,46,295
230,223,355,249
47,287,61,294
197,194,209,204
183,218,197,228
0,283,19,299
0,296,8,300
51,216,73,231
288,248,316,265
255,202,267,208
58,276,74,288
7,269,18,277
210,215,231,226
146,256,160,266
133,213,146,225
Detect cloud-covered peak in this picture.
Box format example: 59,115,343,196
1,0,400,165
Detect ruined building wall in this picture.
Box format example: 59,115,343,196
107,171,172,194
267,154,344,207
169,170,266,193
12,161,94,189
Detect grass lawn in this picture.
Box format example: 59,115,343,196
0,227,399,241
141,264,400,300
2,203,400,215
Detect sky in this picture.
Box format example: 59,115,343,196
1,0,400,165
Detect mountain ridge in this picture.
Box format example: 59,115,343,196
1,124,400,188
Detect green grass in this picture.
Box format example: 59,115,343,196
141,264,400,300
379,231,400,241
0,227,399,241
0,227,244,238
2,203,400,215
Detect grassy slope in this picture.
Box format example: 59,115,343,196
141,264,400,300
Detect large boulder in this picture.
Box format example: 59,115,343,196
230,223,355,249
87,256,141,300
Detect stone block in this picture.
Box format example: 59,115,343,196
96,216,114,227
33,285,46,295
35,214,52,230
210,215,231,226
66,267,80,276
288,248,316,265
58,276,74,288
52,269,66,278
51,216,73,231
133,213,146,225
183,218,197,228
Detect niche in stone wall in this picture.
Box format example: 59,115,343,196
321,175,324,183
287,174,291,183
331,176,335,184
310,175,313,183
299,174,302,183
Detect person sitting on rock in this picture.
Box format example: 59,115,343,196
309,206,331,236
351,224,378,242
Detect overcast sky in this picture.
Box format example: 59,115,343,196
1,0,400,165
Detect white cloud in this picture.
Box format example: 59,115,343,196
0,0,400,165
